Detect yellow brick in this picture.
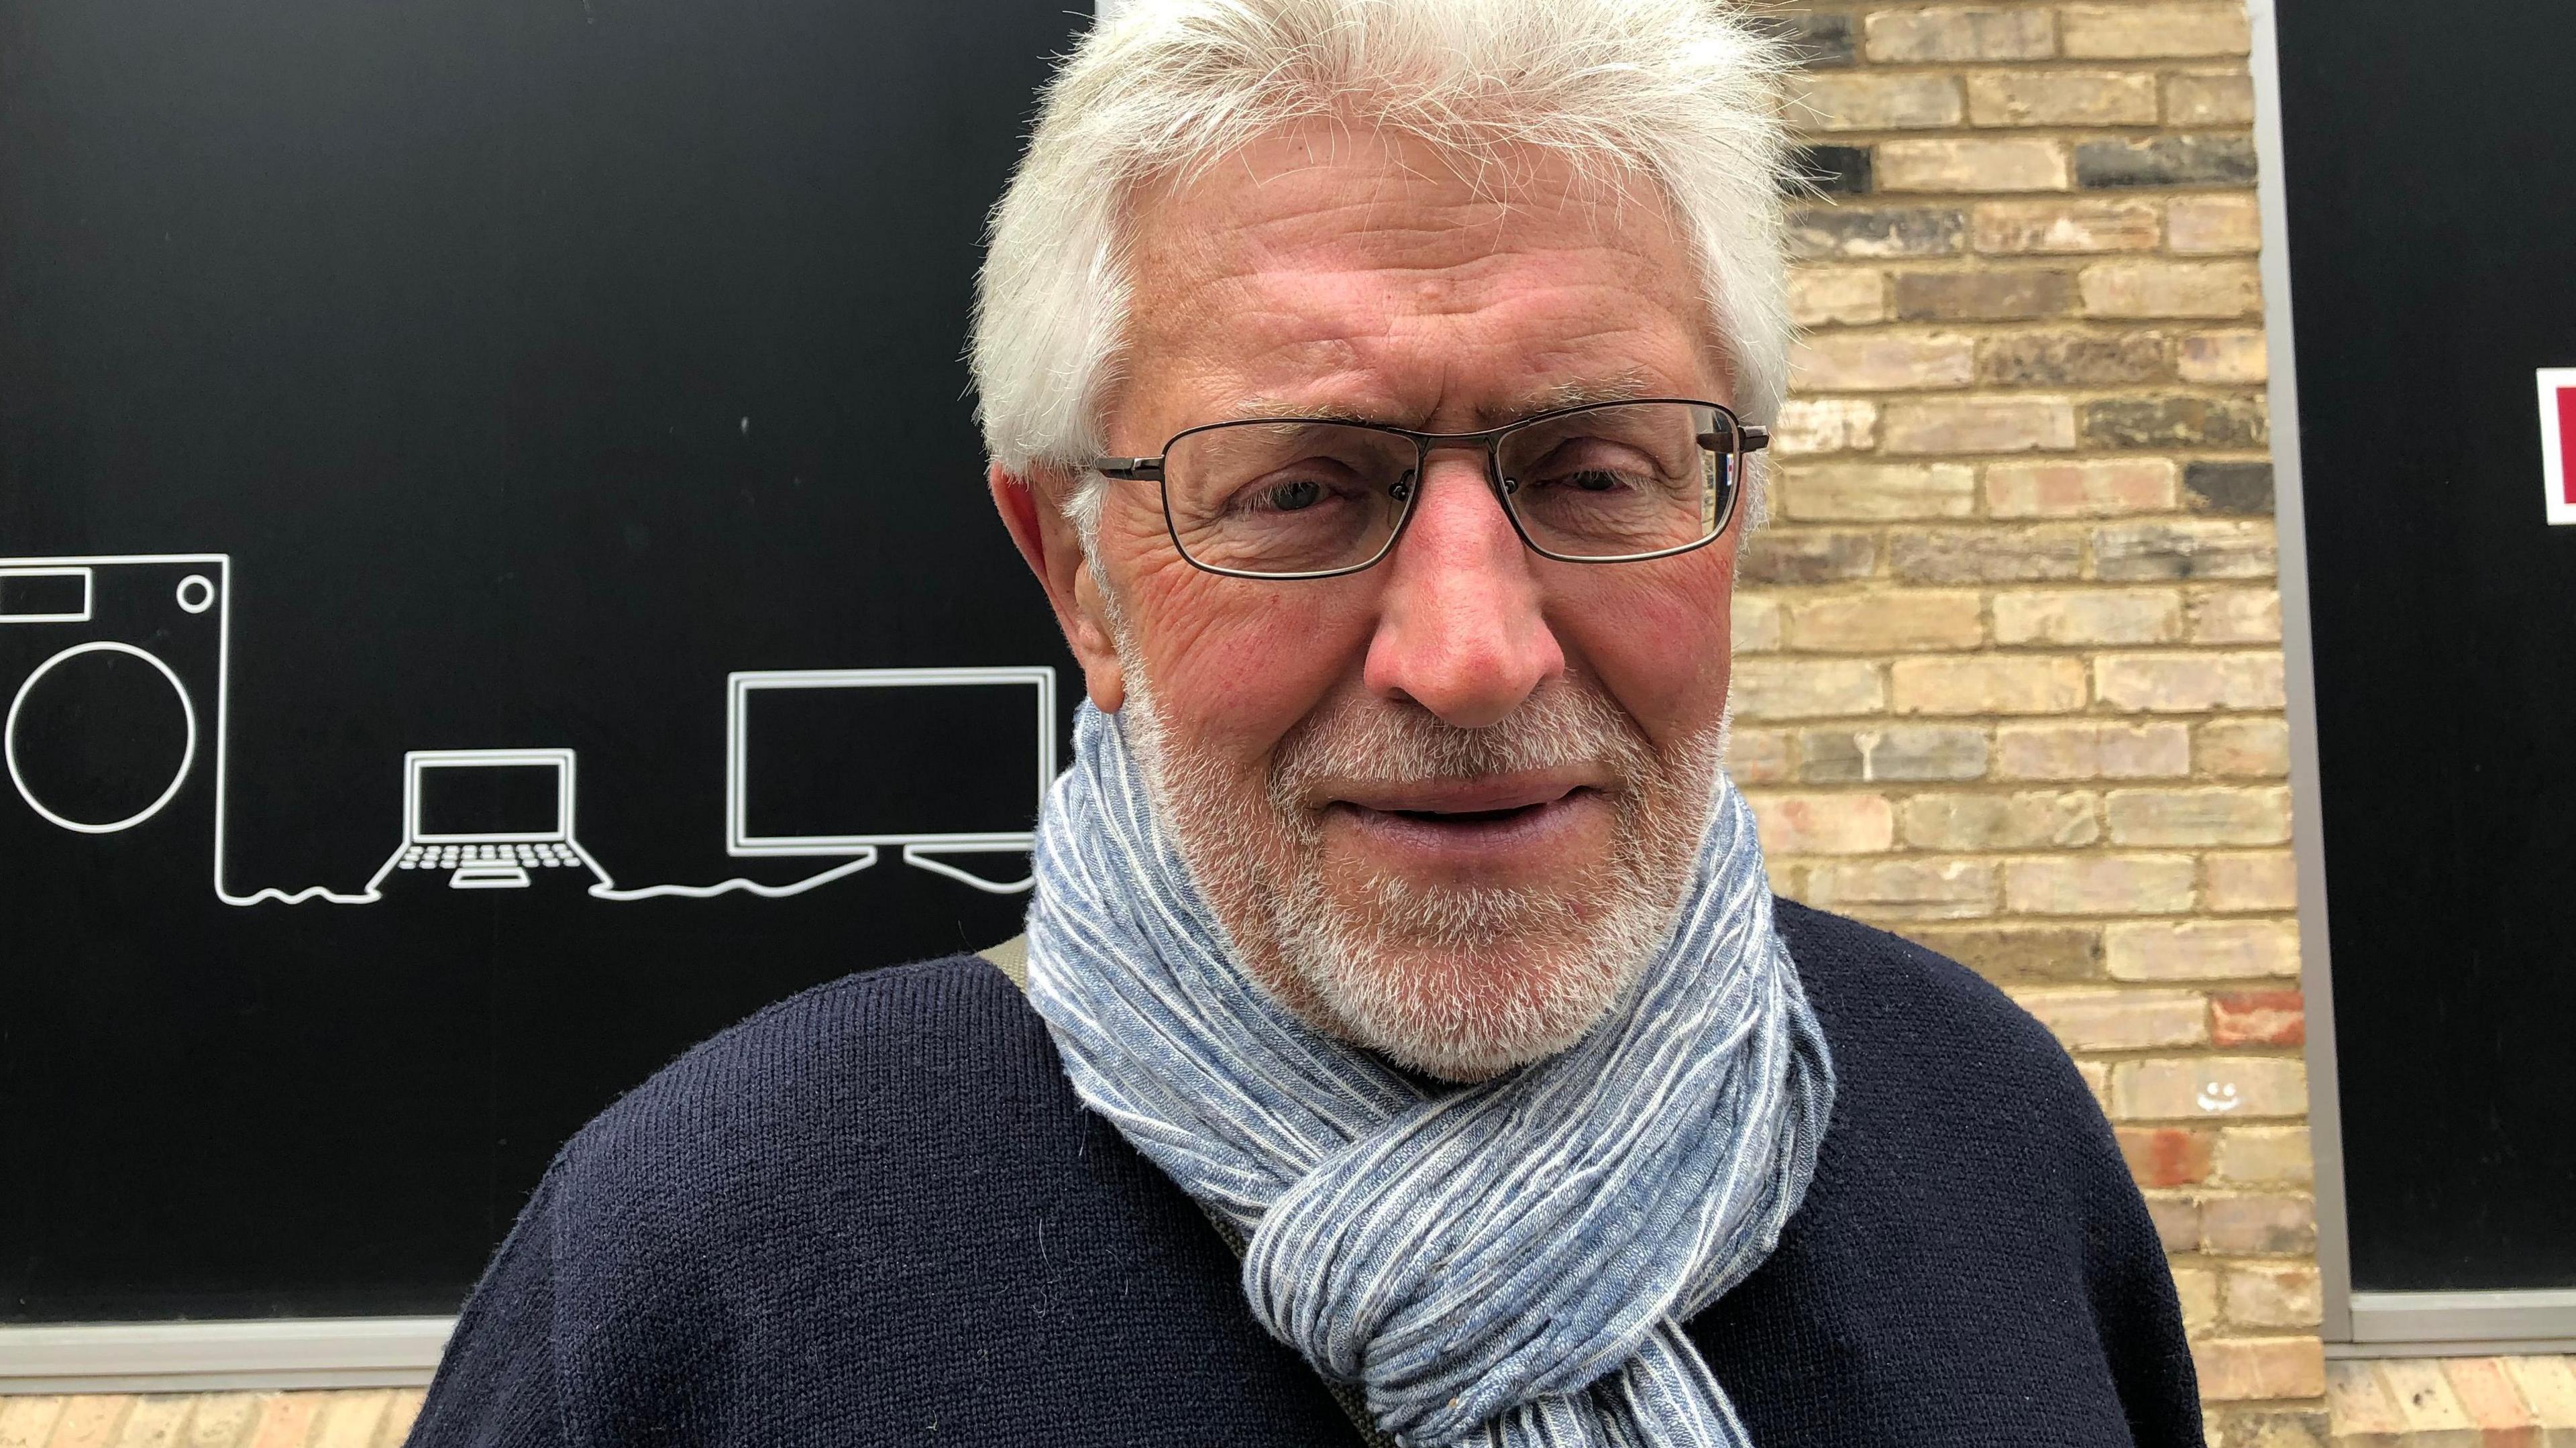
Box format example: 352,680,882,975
2329,1362,2413,1439
2165,71,2256,126
2214,1125,2314,1184
244,1394,323,1448
1878,138,2070,194
2104,786,2291,846
2106,919,2302,979
2197,718,2291,777
2172,1266,2221,1333
2178,330,2269,384
1790,331,1975,390
378,1392,426,1448
1986,459,2176,517
2061,3,2251,60
2169,195,2263,256
1992,588,2183,646
2204,851,2297,912
1772,398,1880,457
2223,1264,2322,1329
2499,1357,2576,1429
1995,720,2192,780
1748,791,1897,855
1732,594,1784,653
1727,727,1794,785
180,1394,259,1448
1797,72,1965,131
2192,1337,2326,1403
1882,396,2078,454
1731,658,1886,720
1784,591,1987,651
2080,260,2262,319
2094,652,2285,712
1972,198,2161,254
0,1399,68,1448
1902,791,2099,849
1863,7,2056,62
1780,462,1978,521
1966,70,2159,127
1892,655,2089,714
2014,986,2207,1050
50,1398,132,1448
2005,853,2196,914
309,1391,392,1448
2114,1056,2308,1119
2202,1191,2316,1251
111,1399,193,1448
1804,857,1997,919
1788,268,1888,327
2186,587,2281,644
2379,1360,2479,1435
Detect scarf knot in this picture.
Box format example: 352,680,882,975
1027,705,1833,1447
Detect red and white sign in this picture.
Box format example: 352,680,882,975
2541,368,2576,526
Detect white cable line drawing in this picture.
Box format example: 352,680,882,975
717,666,1055,896
5,553,1057,904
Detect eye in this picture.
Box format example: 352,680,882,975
1263,478,1324,512
1556,468,1631,493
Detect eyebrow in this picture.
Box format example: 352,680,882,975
1221,370,1667,431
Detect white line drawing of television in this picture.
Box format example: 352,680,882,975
724,665,1056,895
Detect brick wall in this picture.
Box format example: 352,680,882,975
1739,1,2324,1439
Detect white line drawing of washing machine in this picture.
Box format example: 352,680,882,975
0,552,376,905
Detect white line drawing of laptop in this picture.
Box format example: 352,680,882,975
365,748,607,893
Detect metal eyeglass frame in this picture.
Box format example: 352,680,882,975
1091,396,1768,581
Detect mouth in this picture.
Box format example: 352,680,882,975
1321,775,1611,865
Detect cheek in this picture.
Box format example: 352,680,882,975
1113,527,1379,773
1549,548,1735,748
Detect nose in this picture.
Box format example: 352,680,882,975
1361,451,1566,729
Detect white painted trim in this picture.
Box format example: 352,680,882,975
0,1316,453,1394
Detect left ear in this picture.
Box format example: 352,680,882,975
989,462,1126,712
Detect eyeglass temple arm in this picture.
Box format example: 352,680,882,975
1703,426,1770,455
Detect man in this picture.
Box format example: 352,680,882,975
412,1,2200,1443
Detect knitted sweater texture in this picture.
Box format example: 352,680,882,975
408,900,2203,1447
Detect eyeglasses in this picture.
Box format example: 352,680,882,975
1092,398,1766,580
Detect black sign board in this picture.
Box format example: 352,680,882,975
1,0,1087,1321
2277,0,2576,1290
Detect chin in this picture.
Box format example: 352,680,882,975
1260,873,1680,1082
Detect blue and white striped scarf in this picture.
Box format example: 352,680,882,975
1026,704,1834,1448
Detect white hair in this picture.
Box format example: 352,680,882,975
969,0,1797,502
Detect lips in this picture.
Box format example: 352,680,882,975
1321,774,1610,869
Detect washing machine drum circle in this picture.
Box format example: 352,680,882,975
6,641,198,834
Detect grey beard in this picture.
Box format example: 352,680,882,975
1107,623,1728,1080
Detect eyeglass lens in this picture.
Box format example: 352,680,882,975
1161,402,1738,577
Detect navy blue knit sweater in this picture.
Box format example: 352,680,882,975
409,900,2202,1446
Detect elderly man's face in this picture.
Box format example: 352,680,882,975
996,122,1741,1078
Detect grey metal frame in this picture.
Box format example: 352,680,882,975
0,1317,448,1393
2247,0,2576,1357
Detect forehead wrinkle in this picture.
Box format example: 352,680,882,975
1219,368,1664,431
